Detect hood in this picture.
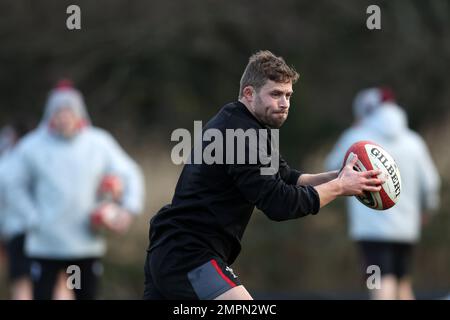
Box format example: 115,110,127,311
40,80,91,132
364,102,408,140
352,87,396,121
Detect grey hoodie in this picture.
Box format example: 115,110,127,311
4,86,145,258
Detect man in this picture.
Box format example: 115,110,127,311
0,121,37,299
5,80,145,299
1,121,75,300
325,96,440,299
143,50,384,300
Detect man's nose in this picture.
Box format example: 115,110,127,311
279,96,289,109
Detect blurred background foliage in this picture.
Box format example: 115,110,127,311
0,0,449,298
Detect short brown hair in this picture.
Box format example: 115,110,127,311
239,50,299,98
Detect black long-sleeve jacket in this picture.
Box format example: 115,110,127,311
148,101,320,265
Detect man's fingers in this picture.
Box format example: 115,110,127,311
350,154,358,165
362,169,382,178
363,185,382,192
364,177,385,186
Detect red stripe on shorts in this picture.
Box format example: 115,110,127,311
210,259,236,288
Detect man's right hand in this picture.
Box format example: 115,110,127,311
314,154,385,208
337,154,384,196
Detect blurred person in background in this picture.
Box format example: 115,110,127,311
325,90,441,299
325,87,395,170
0,125,18,155
0,126,15,292
0,121,35,299
4,80,145,300
1,120,74,300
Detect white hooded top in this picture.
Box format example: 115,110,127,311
325,103,440,242
0,148,26,240
4,86,145,258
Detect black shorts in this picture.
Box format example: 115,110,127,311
5,234,31,281
143,245,241,300
30,257,102,300
357,241,414,279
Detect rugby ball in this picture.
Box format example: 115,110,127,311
343,141,401,210
97,175,123,202
91,175,123,232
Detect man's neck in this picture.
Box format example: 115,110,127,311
238,98,269,128
238,98,255,118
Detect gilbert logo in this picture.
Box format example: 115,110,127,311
371,147,401,197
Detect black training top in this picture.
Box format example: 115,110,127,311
148,101,320,265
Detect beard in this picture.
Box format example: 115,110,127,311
267,111,288,128
254,100,288,129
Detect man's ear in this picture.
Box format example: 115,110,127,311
242,86,254,102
